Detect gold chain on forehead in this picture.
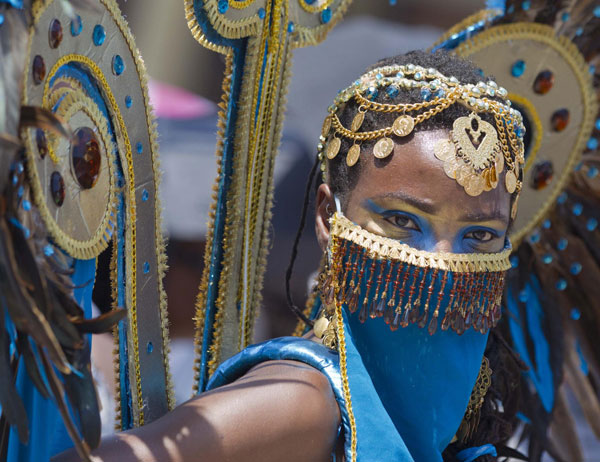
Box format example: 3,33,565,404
317,64,525,213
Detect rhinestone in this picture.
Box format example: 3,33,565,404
557,238,568,251
112,55,125,76
125,95,132,108
49,19,63,48
136,142,143,154
32,55,46,85
258,8,266,18
570,262,582,275
510,255,519,268
587,137,598,150
36,129,48,158
587,218,598,231
420,88,432,101
50,171,65,206
533,70,554,94
522,1,531,10
287,21,294,33
143,261,150,274
142,189,149,201
218,0,229,13
556,279,567,291
320,8,332,24
70,15,82,36
570,308,581,320
542,254,553,264
386,85,399,98
557,192,568,204
71,127,101,189
93,24,106,46
511,60,526,77
147,342,154,353
551,108,569,132
365,86,378,100
587,166,598,178
531,161,553,190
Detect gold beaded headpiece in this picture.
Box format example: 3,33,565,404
317,64,526,218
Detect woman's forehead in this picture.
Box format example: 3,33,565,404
348,129,511,223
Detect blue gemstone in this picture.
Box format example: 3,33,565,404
16,163,24,174
142,189,149,202
70,15,82,36
258,7,266,19
386,85,399,98
591,65,596,75
321,8,332,24
375,73,383,80
515,126,525,137
17,186,23,198
365,86,378,100
518,290,529,303
510,255,519,268
522,1,531,10
22,200,31,211
596,119,600,130
0,14,4,26
125,95,132,108
587,218,598,231
112,55,124,76
420,88,432,101
43,244,54,257
143,261,150,274
557,238,568,251
542,219,552,229
556,278,567,291
93,24,105,46
574,161,583,172
136,142,143,154
561,12,569,21
595,6,600,17
218,0,229,13
557,192,568,204
570,262,582,275
511,60,526,77
588,166,599,178
12,174,17,186
305,0,316,3
572,203,583,216
287,21,294,33
570,308,581,320
147,342,154,353
529,231,540,243
576,27,584,36
389,0,397,4
587,137,598,150
542,254,553,264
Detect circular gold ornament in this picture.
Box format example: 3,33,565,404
505,170,517,194
465,174,485,197
346,144,361,166
314,316,330,339
351,112,365,132
321,116,332,137
373,137,394,159
326,137,341,159
392,115,415,137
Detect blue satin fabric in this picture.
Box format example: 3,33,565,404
6,258,95,461
343,308,488,461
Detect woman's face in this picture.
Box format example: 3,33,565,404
316,129,511,253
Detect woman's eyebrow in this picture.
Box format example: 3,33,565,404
368,192,438,215
458,210,509,224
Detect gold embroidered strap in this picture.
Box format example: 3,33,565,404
330,213,512,273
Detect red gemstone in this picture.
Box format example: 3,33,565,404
49,19,63,48
533,70,554,94
33,55,46,85
532,161,554,190
551,109,569,132
50,171,65,206
36,129,48,158
71,127,101,189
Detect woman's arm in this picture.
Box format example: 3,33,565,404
52,360,341,462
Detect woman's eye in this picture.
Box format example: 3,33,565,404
384,215,419,230
465,229,495,242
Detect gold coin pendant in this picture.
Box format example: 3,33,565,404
346,144,361,166
326,137,341,160
321,116,332,137
351,112,365,132
392,115,415,137
505,170,517,194
373,137,394,159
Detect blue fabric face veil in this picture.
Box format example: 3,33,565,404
317,211,512,462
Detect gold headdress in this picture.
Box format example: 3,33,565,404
318,64,526,217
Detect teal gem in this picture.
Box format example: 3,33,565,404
321,8,332,24
570,263,582,275
218,0,229,13
570,308,581,320
70,15,82,36
572,203,583,216
142,189,149,202
511,60,525,77
287,21,294,33
587,218,598,231
556,279,567,291
136,142,143,154
542,254,553,264
147,342,154,353
522,1,531,10
112,55,124,76
125,95,132,108
587,137,598,150
93,24,105,46
557,238,568,251
386,85,399,98
258,7,266,18
143,262,150,274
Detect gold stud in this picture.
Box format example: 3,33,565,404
347,144,361,166
326,137,341,159
392,115,415,137
373,137,394,159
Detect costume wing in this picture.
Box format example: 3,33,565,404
436,1,600,460
1,0,173,458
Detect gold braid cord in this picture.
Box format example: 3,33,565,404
24,0,174,427
186,0,353,391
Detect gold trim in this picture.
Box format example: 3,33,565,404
430,9,501,50
453,23,597,246
299,0,333,14
331,213,512,272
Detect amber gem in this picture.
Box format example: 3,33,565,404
533,70,554,94
32,55,46,85
532,161,554,190
49,19,63,48
71,127,101,189
551,108,569,132
50,171,65,206
36,129,48,158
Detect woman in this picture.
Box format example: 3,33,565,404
55,50,523,462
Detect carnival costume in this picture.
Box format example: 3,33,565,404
0,0,599,461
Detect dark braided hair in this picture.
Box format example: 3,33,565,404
285,49,525,460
